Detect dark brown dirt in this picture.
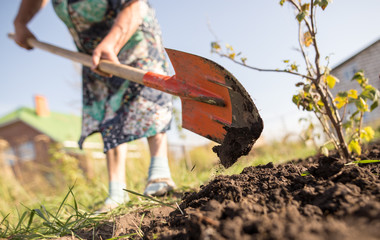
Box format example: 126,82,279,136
145,142,380,240
213,121,263,168
57,142,380,240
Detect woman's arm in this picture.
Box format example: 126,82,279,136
13,0,50,49
91,0,143,76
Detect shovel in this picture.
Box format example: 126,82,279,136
8,33,263,167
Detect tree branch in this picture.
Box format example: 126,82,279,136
217,53,314,80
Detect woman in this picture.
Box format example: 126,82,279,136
14,0,175,211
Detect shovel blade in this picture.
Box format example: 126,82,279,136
165,48,263,146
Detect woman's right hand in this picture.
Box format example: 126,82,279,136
13,22,36,50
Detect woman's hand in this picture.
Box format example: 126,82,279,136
91,0,142,77
91,40,120,77
13,0,48,50
13,23,36,50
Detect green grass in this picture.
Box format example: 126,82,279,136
0,139,317,239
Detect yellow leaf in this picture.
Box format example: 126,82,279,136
211,42,221,51
347,89,358,99
228,53,236,60
334,96,347,109
303,31,313,47
321,146,329,156
325,75,337,88
348,140,361,155
361,126,375,142
225,43,234,52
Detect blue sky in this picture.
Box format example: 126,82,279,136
1,0,380,144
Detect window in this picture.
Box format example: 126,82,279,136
4,146,16,166
18,141,35,162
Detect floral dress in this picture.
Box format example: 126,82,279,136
52,0,172,152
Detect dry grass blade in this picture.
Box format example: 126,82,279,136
124,189,177,210
107,233,137,240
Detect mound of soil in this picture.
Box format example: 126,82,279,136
144,143,380,240
58,142,380,240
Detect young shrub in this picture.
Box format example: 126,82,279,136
211,0,380,160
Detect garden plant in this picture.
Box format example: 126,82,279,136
211,0,380,160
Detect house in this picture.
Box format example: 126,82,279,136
331,38,380,124
0,96,102,180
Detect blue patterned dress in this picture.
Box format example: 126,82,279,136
52,0,172,152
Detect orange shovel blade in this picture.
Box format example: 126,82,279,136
167,49,232,143
144,49,263,167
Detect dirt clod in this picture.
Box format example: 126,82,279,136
213,119,263,168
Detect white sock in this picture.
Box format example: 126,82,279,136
147,156,171,181
105,181,129,204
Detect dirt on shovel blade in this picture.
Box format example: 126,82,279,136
213,121,263,168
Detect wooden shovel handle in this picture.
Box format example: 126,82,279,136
8,33,146,85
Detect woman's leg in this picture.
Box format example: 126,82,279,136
103,143,129,206
106,143,127,183
145,132,175,196
147,132,167,159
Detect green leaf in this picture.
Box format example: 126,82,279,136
337,91,348,98
315,0,331,10
355,97,369,112
241,57,247,64
301,3,310,11
279,0,286,6
351,159,380,164
370,100,379,112
296,11,306,22
325,75,337,89
303,84,311,93
348,139,361,155
301,171,310,176
350,110,360,120
352,70,368,86
306,102,313,111
342,120,352,130
292,94,301,107
211,42,221,52
361,85,377,100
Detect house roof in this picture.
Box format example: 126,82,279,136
0,107,100,144
332,38,380,70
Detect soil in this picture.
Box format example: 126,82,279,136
213,122,263,168
57,142,380,240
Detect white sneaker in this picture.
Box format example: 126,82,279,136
143,178,176,196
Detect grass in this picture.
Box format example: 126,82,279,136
0,186,104,239
0,138,319,239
